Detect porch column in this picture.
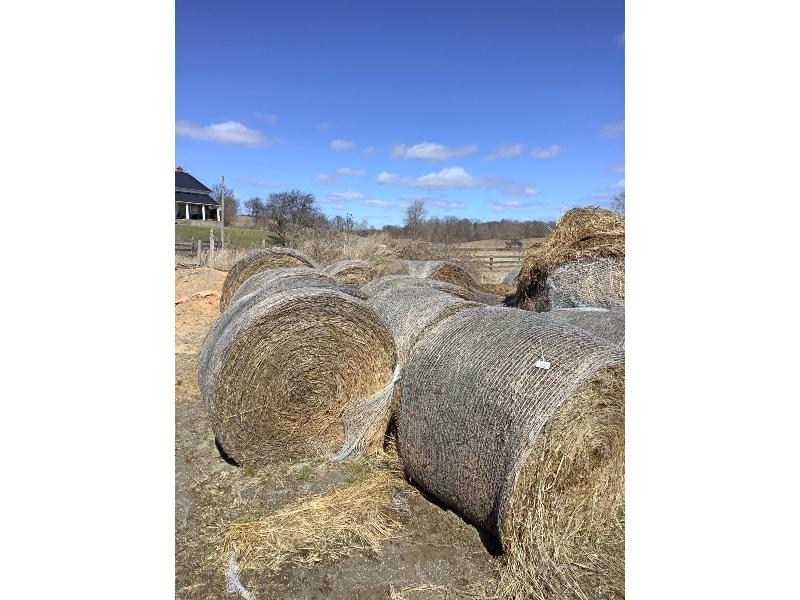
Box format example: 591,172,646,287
216,207,221,221
201,205,206,220
185,203,189,220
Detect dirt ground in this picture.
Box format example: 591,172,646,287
175,267,498,600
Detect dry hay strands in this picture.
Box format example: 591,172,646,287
219,247,319,311
363,275,503,305
514,207,625,311
407,260,478,290
223,471,405,572
542,307,625,347
199,287,397,466
397,306,624,599
368,285,481,365
322,259,378,288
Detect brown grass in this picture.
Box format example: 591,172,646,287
223,461,407,572
515,208,624,308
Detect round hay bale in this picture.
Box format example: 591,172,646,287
406,260,478,290
367,285,481,364
230,267,367,308
199,287,397,465
514,207,624,311
219,247,319,311
321,260,377,287
397,306,624,594
363,275,503,305
543,307,625,347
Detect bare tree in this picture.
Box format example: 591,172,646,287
404,199,427,238
612,192,625,213
264,189,324,241
243,196,263,217
212,183,240,225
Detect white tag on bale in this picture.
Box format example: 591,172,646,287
534,359,551,370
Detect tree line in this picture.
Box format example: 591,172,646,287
212,187,624,243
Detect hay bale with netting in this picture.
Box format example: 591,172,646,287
368,286,481,364
406,260,479,291
397,306,624,599
229,267,366,308
321,259,377,288
219,247,319,311
513,207,624,311
199,287,397,465
543,308,625,347
363,275,503,305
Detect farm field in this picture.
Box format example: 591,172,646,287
175,267,497,599
453,238,543,284
175,223,281,248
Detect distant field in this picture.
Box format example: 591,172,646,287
455,237,546,250
175,222,280,248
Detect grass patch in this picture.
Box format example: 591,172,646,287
175,223,280,248
297,464,315,481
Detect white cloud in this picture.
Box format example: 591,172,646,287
390,142,478,162
427,199,466,209
364,199,407,210
318,120,331,131
612,164,625,173
316,174,339,185
487,143,526,160
330,139,355,151
253,112,278,125
377,167,498,190
326,191,365,202
502,185,540,197
491,199,541,212
176,120,271,147
530,144,562,160
601,121,625,137
362,146,376,156
337,167,366,176
614,178,625,189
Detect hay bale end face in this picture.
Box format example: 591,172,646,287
397,306,624,595
199,287,397,465
406,260,478,291
219,248,319,311
321,259,377,288
514,207,624,311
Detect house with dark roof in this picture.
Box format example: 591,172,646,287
175,167,220,221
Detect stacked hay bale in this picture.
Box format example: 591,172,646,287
363,274,503,305
200,266,398,466
513,207,624,311
219,247,319,311
397,306,624,599
321,259,377,288
543,307,625,347
406,260,479,291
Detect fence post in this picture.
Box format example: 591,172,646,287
196,239,202,264
262,238,266,247
209,228,215,266
489,256,494,271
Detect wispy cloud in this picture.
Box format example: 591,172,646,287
234,176,280,188
318,120,331,131
487,143,526,160
337,167,366,176
325,190,365,209
501,185,540,197
377,166,497,190
601,121,625,137
330,139,355,151
612,164,625,173
316,174,339,185
398,195,466,210
176,120,273,147
390,142,478,162
491,199,542,212
614,178,625,189
253,112,278,125
617,33,625,47
362,146,376,156
364,199,408,210
530,144,562,160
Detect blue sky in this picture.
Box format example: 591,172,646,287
176,0,624,228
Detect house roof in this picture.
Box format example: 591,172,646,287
176,170,212,193
175,190,219,206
